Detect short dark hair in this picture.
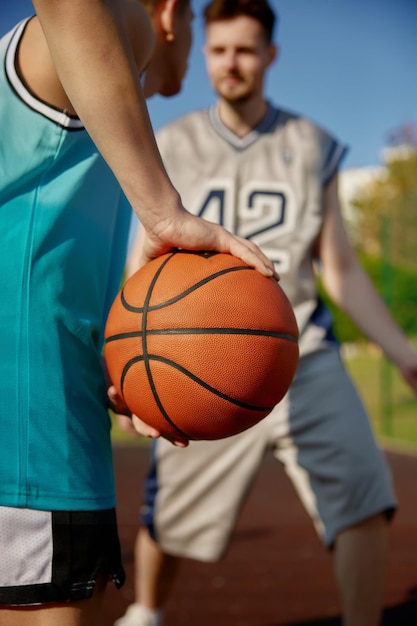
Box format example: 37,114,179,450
203,0,277,43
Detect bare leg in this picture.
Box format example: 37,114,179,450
334,513,389,626
136,526,181,609
0,573,107,626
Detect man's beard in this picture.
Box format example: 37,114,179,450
223,92,252,104
215,76,253,104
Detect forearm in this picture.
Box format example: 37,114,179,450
323,260,415,366
32,0,183,228
31,0,277,275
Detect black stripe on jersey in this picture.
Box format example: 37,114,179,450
5,18,84,131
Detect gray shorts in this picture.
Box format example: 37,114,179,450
0,507,125,606
141,346,397,561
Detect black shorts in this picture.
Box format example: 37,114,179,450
0,507,125,606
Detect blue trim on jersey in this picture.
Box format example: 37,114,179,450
323,141,348,185
208,102,281,150
208,102,348,182
310,299,339,345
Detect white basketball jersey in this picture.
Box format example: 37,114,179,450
156,104,347,354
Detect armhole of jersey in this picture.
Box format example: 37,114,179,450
323,142,348,185
5,18,84,130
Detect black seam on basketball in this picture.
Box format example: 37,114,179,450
120,356,190,439
150,354,273,411
105,328,298,344
108,251,292,441
120,265,253,313
121,354,273,414
140,254,173,427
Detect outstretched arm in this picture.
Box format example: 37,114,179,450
317,174,417,393
32,0,275,277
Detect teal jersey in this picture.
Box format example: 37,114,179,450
0,19,132,510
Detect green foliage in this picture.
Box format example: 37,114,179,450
344,344,417,451
351,148,417,270
331,142,417,342
317,255,417,342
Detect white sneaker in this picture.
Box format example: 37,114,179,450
114,603,163,626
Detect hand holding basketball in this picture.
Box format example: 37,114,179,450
105,251,298,441
139,211,277,277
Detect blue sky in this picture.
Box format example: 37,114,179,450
2,0,416,169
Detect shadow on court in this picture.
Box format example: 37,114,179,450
104,444,417,626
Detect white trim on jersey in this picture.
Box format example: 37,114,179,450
5,19,84,130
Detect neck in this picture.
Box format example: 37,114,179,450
143,68,157,98
142,50,162,98
217,97,269,137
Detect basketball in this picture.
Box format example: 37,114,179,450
104,250,299,441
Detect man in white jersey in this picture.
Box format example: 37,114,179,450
0,1,277,625
114,2,417,626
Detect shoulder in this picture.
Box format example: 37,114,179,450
14,16,76,115
156,109,211,158
275,105,347,176
157,109,209,140
277,106,338,144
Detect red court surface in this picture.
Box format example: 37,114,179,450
104,444,417,626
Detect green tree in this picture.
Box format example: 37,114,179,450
352,125,417,271
326,126,417,342
318,256,417,343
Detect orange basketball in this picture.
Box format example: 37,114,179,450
104,250,299,441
